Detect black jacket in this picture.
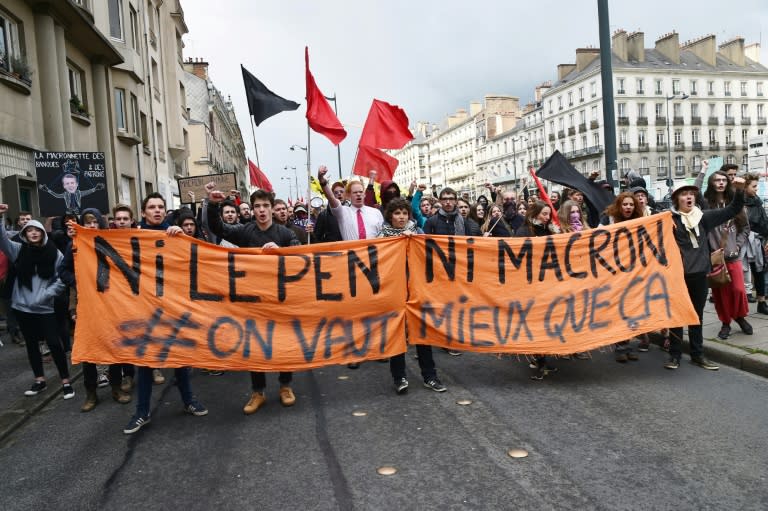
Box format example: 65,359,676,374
671,190,745,275
207,202,299,248
745,195,768,238
423,211,464,236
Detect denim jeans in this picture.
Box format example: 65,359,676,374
135,366,193,417
389,345,437,382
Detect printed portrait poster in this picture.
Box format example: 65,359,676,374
34,152,109,216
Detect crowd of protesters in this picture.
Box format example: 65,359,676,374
0,158,759,434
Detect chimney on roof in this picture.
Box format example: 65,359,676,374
557,63,577,81
719,37,746,66
612,29,628,61
655,31,680,64
184,58,209,80
681,34,716,67
535,81,552,102
575,48,600,72
745,42,761,63
627,31,645,62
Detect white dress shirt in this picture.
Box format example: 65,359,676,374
332,204,383,240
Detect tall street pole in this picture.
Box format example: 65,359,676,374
325,94,343,180
597,0,618,190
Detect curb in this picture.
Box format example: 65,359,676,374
0,366,82,445
668,334,768,378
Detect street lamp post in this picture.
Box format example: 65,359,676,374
282,166,297,201
324,94,343,180
665,92,689,190
290,145,309,203
280,175,294,201
511,136,527,194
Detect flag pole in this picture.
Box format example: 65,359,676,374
249,115,261,169
325,93,343,180
306,122,312,246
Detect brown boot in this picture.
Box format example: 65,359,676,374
111,385,132,404
81,389,98,412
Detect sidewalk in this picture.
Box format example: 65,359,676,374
697,300,768,377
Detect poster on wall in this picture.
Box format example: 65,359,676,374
34,152,108,217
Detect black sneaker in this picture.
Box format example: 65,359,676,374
664,358,680,370
394,378,409,395
691,357,719,371
123,415,151,434
61,384,75,400
423,377,447,392
24,381,47,396
184,400,208,416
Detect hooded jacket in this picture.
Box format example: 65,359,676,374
0,220,65,313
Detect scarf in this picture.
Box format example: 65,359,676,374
677,207,703,248
16,240,58,290
438,208,465,235
380,220,417,238
569,211,583,232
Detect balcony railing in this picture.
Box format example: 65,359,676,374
691,116,701,125
692,142,703,150
758,117,767,126
741,117,751,125
675,166,686,176
708,116,719,125
590,120,599,129
585,145,603,155
657,143,668,151
674,143,685,150
638,167,650,174
638,142,649,152
726,141,736,149
657,166,669,177
548,133,555,141
637,116,648,126
709,142,720,150
619,143,631,152
557,130,565,139
578,123,587,133
724,117,735,125
673,116,685,125
655,116,666,125
568,127,576,136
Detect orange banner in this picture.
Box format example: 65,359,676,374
406,212,698,354
71,213,698,368
71,231,407,371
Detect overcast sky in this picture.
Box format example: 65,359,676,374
182,0,768,200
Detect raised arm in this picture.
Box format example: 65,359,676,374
701,178,745,232
317,165,340,209
0,204,21,262
204,182,245,244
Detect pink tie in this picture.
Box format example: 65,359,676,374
356,209,366,239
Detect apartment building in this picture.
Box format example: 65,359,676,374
0,0,193,218
183,58,247,190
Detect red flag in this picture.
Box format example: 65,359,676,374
305,47,346,145
248,159,273,192
530,166,560,228
352,145,399,183
359,99,414,149
287,197,293,206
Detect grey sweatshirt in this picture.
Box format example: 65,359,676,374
0,220,65,314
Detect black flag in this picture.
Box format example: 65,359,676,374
536,150,614,228
241,65,300,126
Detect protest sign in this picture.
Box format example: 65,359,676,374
72,233,407,371
178,173,237,204
34,152,108,216
406,212,698,354
71,213,698,369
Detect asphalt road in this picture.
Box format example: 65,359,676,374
1,344,767,511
